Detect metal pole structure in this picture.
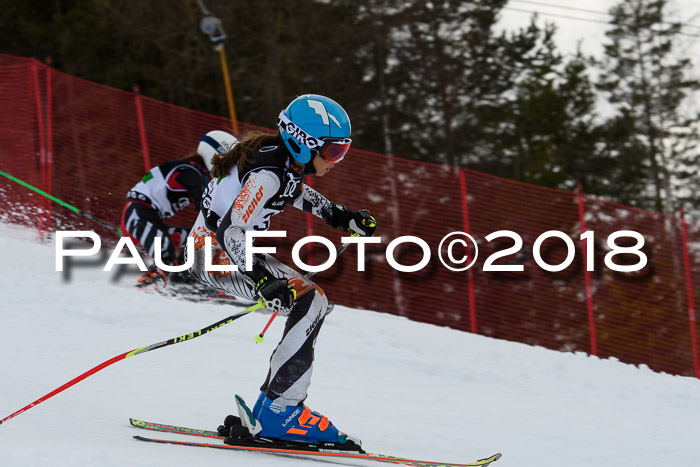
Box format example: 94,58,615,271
196,0,238,134
217,44,238,134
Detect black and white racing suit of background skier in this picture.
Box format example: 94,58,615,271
121,130,238,268
122,159,210,265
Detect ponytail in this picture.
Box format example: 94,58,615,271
211,131,280,179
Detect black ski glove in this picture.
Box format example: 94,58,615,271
255,276,295,314
328,204,377,237
247,263,295,314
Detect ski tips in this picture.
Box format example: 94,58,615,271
476,453,502,465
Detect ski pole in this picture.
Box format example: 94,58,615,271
0,300,264,426
0,169,123,235
254,234,359,344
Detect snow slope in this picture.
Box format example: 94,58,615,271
1,224,699,467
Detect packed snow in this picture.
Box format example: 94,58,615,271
1,223,699,467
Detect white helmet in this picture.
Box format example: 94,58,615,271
197,130,238,171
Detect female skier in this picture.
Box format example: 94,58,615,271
186,95,376,450
122,130,237,287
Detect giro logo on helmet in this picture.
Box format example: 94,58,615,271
283,119,323,150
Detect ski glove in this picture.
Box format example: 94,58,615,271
328,205,377,237
255,276,295,315
248,263,295,315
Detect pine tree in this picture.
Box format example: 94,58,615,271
596,0,700,214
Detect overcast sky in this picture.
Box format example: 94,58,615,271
494,0,700,117
495,0,700,70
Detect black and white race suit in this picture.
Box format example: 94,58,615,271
186,143,339,407
122,159,209,264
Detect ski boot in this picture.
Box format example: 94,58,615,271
218,393,363,453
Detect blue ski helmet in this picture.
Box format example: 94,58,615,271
278,94,352,164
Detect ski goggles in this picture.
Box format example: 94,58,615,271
278,112,352,163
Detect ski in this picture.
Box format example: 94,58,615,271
130,419,501,467
130,418,222,438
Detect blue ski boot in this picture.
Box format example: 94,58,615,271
231,393,362,450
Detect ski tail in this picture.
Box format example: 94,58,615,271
129,418,221,438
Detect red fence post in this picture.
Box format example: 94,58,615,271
576,185,597,356
44,58,54,232
31,60,47,237
459,168,477,334
679,206,700,378
133,86,151,171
